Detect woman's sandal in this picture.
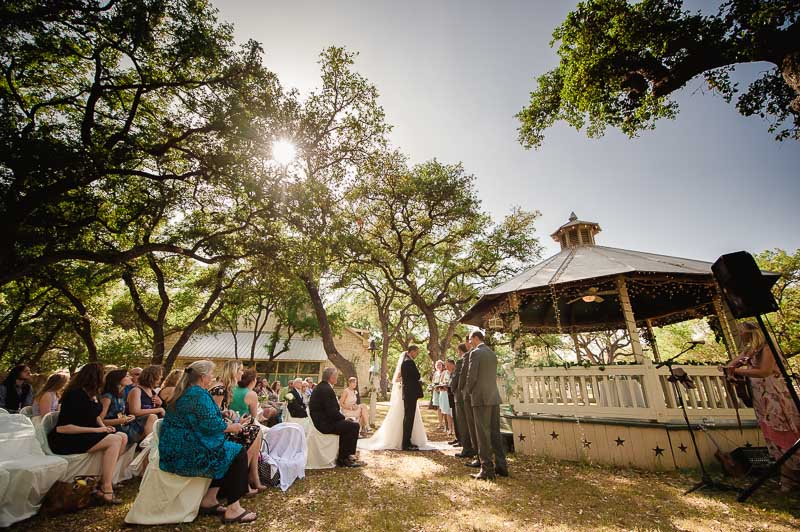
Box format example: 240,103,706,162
94,490,122,505
221,510,257,524
199,504,227,515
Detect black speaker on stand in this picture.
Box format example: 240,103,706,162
712,251,800,501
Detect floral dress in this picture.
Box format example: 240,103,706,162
209,383,260,448
745,347,800,472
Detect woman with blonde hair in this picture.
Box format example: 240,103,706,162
158,360,257,524
339,376,370,437
724,321,800,492
209,361,266,495
158,369,183,403
32,371,68,416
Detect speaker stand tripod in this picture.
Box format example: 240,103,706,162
657,345,737,495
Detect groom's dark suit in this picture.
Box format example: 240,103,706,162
400,354,423,448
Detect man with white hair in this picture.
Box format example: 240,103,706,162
309,367,363,468
286,378,307,418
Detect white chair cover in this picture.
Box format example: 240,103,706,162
0,408,8,415
263,423,306,491
282,403,311,434
125,419,211,525
18,406,33,417
305,422,339,470
34,412,136,484
0,414,68,527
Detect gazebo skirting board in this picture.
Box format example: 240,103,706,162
507,413,763,472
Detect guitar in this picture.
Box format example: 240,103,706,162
722,365,753,408
699,426,748,477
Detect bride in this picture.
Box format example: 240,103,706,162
358,353,429,451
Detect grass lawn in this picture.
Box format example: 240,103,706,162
12,401,799,532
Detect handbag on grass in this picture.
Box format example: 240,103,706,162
258,438,280,488
40,475,100,515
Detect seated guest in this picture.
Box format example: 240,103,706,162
304,378,315,400
123,367,142,401
158,369,182,403
253,378,267,397
286,378,308,418
159,360,257,524
0,364,33,413
209,361,266,495
32,371,68,416
309,367,363,468
100,369,157,443
339,377,370,437
128,365,165,419
229,369,260,420
263,380,283,425
48,362,128,505
229,371,277,426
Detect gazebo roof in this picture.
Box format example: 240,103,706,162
461,214,778,333
484,245,713,296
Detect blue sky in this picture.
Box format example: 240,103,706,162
216,0,799,262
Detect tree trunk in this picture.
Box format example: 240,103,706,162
73,319,98,362
380,324,390,399
782,51,800,113
301,274,356,380
151,326,166,365
420,307,441,363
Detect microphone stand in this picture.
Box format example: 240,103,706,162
656,343,737,495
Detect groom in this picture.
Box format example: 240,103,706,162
401,345,424,451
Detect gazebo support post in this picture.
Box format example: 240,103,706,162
616,277,645,364
645,319,661,362
712,289,739,361
570,333,583,362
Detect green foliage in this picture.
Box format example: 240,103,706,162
756,248,800,364
348,155,542,361
518,0,800,148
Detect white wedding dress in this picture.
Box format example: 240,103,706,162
358,357,432,451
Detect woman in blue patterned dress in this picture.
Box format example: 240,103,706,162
159,360,257,524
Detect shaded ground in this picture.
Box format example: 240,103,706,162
11,401,799,531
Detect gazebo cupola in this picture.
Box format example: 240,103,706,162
551,212,601,249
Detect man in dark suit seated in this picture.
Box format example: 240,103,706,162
309,367,364,468
286,378,308,418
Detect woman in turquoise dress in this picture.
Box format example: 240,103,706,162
159,360,257,524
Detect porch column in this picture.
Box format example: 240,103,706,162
713,286,739,361
645,319,661,362
616,276,644,364
570,333,583,362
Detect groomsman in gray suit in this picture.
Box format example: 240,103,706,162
465,330,508,480
458,341,480,464
453,342,477,458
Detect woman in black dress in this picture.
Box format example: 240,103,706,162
48,362,129,504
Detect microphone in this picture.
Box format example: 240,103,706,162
688,339,706,345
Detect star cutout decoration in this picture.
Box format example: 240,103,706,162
518,433,526,442
614,437,625,447
653,446,665,457
550,431,559,440
744,442,753,448
582,439,592,449
678,443,688,453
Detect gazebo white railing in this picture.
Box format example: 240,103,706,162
512,362,756,423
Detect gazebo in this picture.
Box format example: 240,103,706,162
461,213,777,471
